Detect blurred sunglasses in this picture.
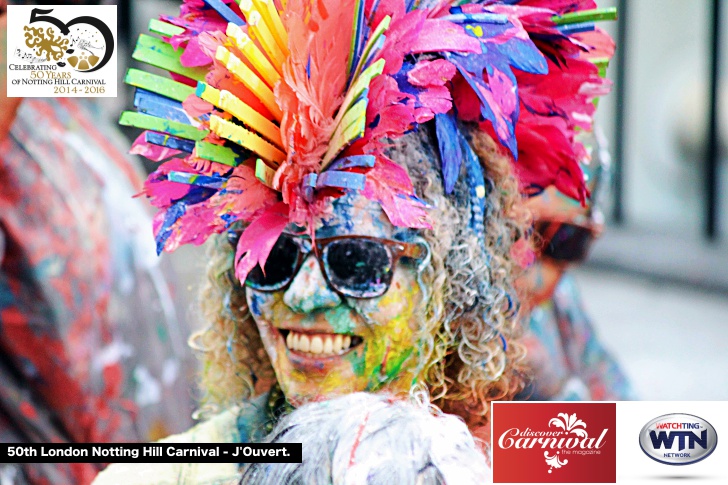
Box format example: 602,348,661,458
534,220,598,263
230,233,426,299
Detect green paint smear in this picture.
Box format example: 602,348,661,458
365,347,414,391
345,345,366,377
381,347,414,383
327,306,357,334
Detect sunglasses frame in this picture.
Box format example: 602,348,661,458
534,218,600,263
243,233,427,299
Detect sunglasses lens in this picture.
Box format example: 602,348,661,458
323,239,393,298
245,235,300,290
542,223,594,262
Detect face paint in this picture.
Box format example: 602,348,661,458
246,192,424,405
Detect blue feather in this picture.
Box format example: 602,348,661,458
145,132,195,153
557,22,596,35
494,37,548,75
134,89,192,124
451,61,518,158
435,112,463,195
167,171,226,189
155,202,186,255
202,0,245,26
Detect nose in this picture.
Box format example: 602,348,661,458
283,255,342,313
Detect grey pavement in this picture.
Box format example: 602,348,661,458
573,267,728,401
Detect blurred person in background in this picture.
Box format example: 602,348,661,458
518,131,635,401
1,2,196,483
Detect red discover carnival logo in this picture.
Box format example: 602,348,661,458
492,402,616,483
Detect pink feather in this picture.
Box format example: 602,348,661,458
361,156,432,229
378,10,426,75
409,19,482,55
511,112,588,202
130,132,182,162
574,28,616,60
182,94,214,118
407,59,457,87
143,158,200,208
234,202,290,282
413,85,452,121
180,36,213,67
210,164,279,221
160,201,223,251
516,0,597,15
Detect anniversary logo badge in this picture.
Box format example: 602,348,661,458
492,402,616,483
5,5,116,97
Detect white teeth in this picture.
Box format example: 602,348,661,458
285,331,355,356
310,336,323,354
298,334,310,353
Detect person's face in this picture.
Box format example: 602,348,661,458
519,187,601,309
245,192,426,406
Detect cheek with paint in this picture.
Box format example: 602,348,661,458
353,268,422,392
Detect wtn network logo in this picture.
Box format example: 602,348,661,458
639,414,718,465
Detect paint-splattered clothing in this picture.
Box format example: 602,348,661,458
0,99,196,485
521,274,635,401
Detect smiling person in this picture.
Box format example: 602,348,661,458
197,125,527,422
95,0,615,483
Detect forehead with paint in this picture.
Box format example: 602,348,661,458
296,190,400,239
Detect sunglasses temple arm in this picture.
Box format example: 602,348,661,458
410,237,432,275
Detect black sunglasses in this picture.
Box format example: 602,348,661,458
534,220,597,263
229,233,426,299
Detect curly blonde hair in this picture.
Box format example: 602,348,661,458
191,125,529,428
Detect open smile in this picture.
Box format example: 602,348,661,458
280,329,363,358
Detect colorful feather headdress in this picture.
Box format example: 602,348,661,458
121,0,616,282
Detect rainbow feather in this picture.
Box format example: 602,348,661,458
122,0,617,279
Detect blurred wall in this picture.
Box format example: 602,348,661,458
597,0,728,238
589,0,728,292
